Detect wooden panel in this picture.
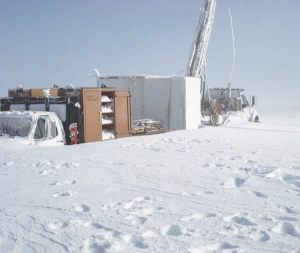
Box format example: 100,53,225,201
114,91,131,138
30,88,58,97
82,88,102,142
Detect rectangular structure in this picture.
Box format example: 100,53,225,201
81,88,131,143
98,76,201,131
81,88,102,142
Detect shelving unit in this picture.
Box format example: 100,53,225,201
100,90,115,140
81,88,131,143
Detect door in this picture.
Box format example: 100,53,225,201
82,88,102,142
32,115,65,145
114,91,131,138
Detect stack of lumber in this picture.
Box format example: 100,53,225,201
131,119,167,136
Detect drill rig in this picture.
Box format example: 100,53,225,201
186,0,259,125
186,0,217,124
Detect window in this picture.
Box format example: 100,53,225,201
34,116,58,140
241,95,249,107
0,115,32,137
34,117,46,139
50,120,58,138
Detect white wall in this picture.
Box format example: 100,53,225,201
98,76,201,131
185,77,201,129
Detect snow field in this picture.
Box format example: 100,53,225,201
1,111,300,252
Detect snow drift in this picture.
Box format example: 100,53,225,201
0,104,300,252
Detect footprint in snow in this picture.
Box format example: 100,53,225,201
215,163,225,168
204,162,215,168
133,207,155,216
73,204,90,212
222,156,235,161
52,190,76,198
123,196,151,210
84,222,116,233
81,236,121,253
100,202,122,211
266,170,300,188
123,234,149,249
189,242,238,253
3,161,16,166
161,224,186,236
285,206,299,214
125,206,155,225
63,162,79,169
277,204,299,216
204,191,214,195
124,215,148,226
231,216,256,226
180,192,189,196
282,173,300,181
222,214,270,243
142,230,158,238
204,162,231,169
150,148,161,152
253,191,268,198
223,177,245,189
193,191,214,196
224,213,257,226
246,159,258,164
50,180,76,186
247,230,271,242
36,160,53,167
257,232,271,242
281,173,300,188
272,222,300,238
40,169,57,176
275,216,298,222
181,213,216,222
101,196,154,226
175,146,190,153
48,221,69,230
105,161,126,166
239,167,256,174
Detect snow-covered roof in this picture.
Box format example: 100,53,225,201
0,110,58,118
99,75,188,80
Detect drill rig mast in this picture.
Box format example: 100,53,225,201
186,0,216,78
186,0,216,115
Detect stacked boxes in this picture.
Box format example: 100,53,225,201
8,88,82,98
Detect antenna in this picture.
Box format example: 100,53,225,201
228,7,235,83
88,68,101,86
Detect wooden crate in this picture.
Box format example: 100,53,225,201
30,88,58,97
8,89,30,97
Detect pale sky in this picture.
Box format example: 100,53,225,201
1,0,299,101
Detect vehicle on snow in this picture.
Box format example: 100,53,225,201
202,85,259,125
0,111,66,146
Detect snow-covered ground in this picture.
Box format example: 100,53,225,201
1,104,300,253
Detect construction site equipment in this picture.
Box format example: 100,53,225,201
0,87,132,145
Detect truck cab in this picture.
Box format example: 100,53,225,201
0,111,66,146
240,94,259,123
202,85,259,125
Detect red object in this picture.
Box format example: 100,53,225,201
69,123,78,144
